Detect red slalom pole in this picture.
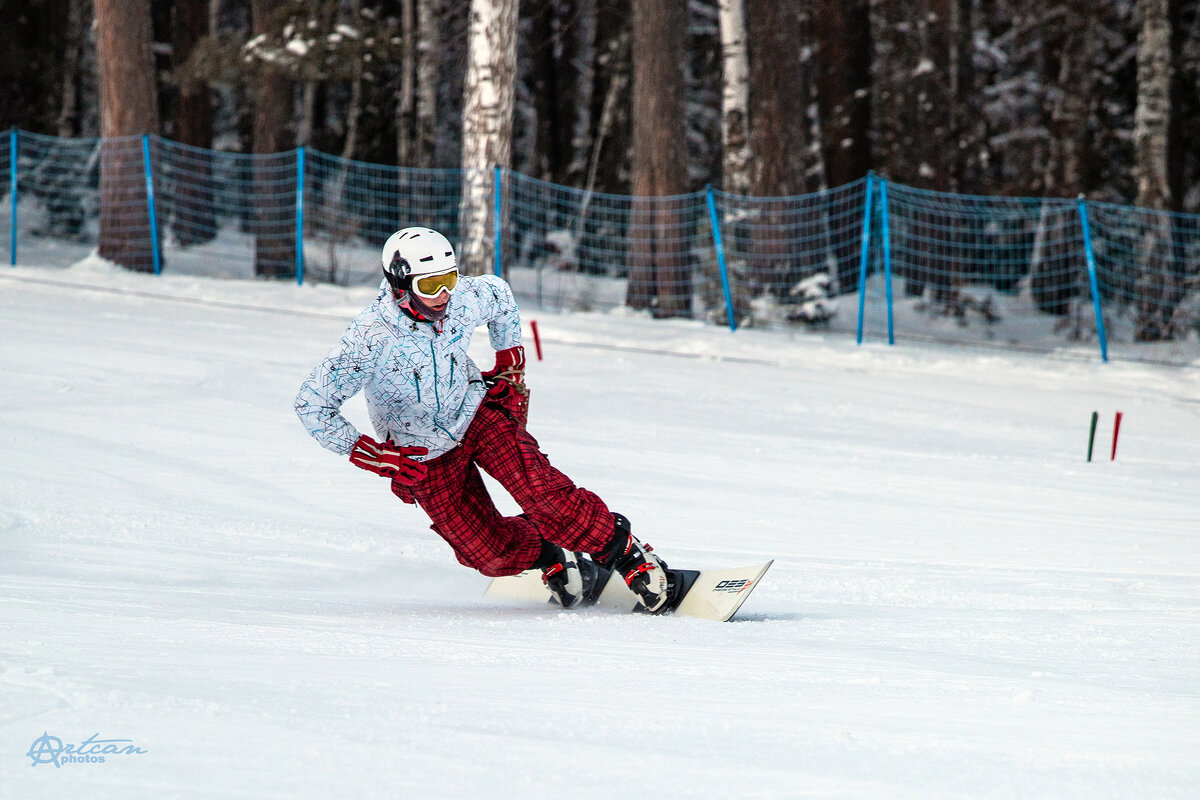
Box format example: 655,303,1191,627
529,319,543,361
1111,411,1123,460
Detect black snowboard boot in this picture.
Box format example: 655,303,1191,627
595,513,670,613
534,542,606,609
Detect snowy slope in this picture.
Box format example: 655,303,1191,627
1,261,1198,798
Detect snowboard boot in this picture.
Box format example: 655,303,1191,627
596,513,670,613
535,542,606,609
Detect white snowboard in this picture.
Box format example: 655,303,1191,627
485,560,773,622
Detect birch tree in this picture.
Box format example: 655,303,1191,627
718,0,751,195
1132,0,1182,339
459,0,519,274
96,0,161,272
1135,0,1172,209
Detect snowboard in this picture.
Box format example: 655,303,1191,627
485,560,773,622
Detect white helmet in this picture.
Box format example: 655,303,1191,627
380,227,457,297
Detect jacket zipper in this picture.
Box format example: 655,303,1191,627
413,370,421,403
429,340,453,438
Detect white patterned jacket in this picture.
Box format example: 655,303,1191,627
295,275,523,459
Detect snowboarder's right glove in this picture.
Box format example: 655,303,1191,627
348,435,428,485
481,345,526,388
482,345,529,425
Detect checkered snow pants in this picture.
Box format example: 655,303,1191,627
390,402,616,577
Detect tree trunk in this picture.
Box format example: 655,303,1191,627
811,0,871,293
459,0,519,275
626,0,690,317
96,0,161,272
57,0,86,137
586,3,631,196
528,0,595,186
745,0,809,297
172,0,216,246
1133,0,1182,340
1135,0,1172,210
398,0,417,165
250,0,296,279
717,0,751,195
812,0,871,189
416,0,441,167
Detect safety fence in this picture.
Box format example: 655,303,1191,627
3,128,1199,365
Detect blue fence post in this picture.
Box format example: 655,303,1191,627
855,174,875,345
141,135,162,276
493,166,503,277
295,146,306,286
9,128,17,266
880,178,894,345
1077,196,1108,363
706,185,737,332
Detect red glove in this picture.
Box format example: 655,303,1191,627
482,346,529,424
348,435,428,485
481,345,526,385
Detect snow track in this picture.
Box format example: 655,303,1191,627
1,262,1198,797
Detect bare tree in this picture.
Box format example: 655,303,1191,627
585,2,632,196
627,0,690,316
172,0,217,246
397,0,418,165
718,0,751,195
459,0,519,274
96,0,161,272
415,0,442,167
57,0,88,138
250,0,296,278
746,0,809,197
812,0,872,294
1132,0,1184,339
744,0,809,299
1135,0,1172,209
525,0,597,186
812,0,871,190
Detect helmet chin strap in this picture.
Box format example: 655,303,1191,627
395,289,448,323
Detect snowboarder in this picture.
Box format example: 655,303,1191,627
295,227,671,611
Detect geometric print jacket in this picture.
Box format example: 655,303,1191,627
295,274,523,459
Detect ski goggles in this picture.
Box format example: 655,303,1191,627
411,268,459,299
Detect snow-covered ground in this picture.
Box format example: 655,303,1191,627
1,259,1198,798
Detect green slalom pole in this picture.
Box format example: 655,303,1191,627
1086,411,1098,462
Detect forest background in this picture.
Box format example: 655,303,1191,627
1,0,1198,347
5,0,1197,211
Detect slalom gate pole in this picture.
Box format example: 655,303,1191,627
855,174,875,345
530,319,543,360
493,166,503,278
880,178,894,345
141,135,162,276
1111,411,1123,460
9,128,16,266
1087,411,1098,462
705,185,737,332
1077,198,1108,363
295,146,306,286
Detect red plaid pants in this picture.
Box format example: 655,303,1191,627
391,402,616,576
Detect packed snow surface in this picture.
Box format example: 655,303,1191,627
1,261,1198,798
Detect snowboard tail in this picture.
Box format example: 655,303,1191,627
485,560,772,622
